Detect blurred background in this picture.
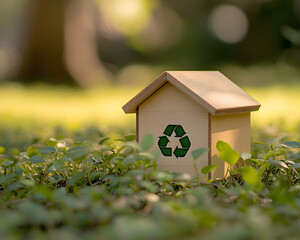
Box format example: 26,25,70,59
0,0,299,148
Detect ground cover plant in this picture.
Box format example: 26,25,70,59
0,129,300,240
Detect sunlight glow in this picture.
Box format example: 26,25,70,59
97,0,156,36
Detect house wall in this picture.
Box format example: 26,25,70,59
210,112,250,178
138,82,209,177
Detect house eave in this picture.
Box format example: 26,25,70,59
122,71,261,115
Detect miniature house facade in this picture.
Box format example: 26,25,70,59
122,71,260,178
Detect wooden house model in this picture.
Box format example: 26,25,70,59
122,71,261,178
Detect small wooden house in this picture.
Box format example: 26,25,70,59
122,71,260,178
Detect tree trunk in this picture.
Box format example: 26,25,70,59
17,0,109,87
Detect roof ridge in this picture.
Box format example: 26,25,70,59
122,71,260,115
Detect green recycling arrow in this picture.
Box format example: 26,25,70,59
158,136,169,147
173,147,189,158
175,125,186,137
158,124,191,158
160,147,172,156
179,136,190,148
163,125,177,136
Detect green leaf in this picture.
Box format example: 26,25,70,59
19,179,35,187
216,140,232,152
98,137,110,145
283,141,300,149
240,166,263,190
141,134,154,151
14,167,24,176
192,148,208,160
140,181,158,193
116,134,136,142
29,155,45,164
26,145,39,158
67,172,86,186
66,146,85,154
240,152,252,161
123,155,139,167
51,174,64,184
71,150,86,162
124,142,141,151
220,148,240,165
1,160,14,167
263,150,286,160
53,159,65,171
201,164,218,175
252,142,271,148
258,162,269,176
6,182,23,192
38,146,56,154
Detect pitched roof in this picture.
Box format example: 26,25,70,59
122,71,261,115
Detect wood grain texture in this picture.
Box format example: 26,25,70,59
123,71,261,115
139,83,209,177
210,112,250,178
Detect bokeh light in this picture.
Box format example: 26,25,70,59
129,5,183,52
208,4,249,44
97,0,156,36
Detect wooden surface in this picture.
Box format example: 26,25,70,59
123,71,261,115
138,82,209,177
210,112,250,178
123,72,167,113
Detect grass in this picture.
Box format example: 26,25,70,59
248,84,300,131
0,81,299,133
0,84,137,131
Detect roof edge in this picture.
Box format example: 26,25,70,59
213,104,261,115
122,72,168,113
122,71,261,115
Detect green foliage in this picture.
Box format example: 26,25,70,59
201,164,217,175
140,134,154,151
0,131,300,239
240,166,263,190
192,148,208,160
217,140,240,166
192,148,209,182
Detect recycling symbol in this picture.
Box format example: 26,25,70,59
158,124,191,158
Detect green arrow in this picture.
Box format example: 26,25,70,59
173,147,189,158
158,136,170,147
175,125,186,137
179,136,191,148
160,147,172,157
163,125,177,136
